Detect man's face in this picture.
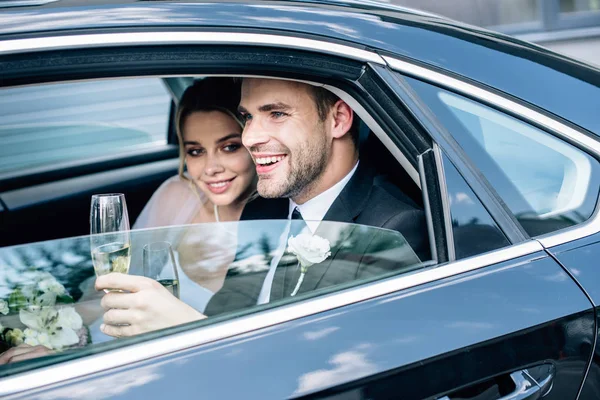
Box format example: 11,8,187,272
239,78,330,200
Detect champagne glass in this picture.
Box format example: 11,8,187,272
142,241,180,298
90,194,132,286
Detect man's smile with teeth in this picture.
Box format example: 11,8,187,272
255,155,286,165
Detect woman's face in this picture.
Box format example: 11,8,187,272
183,110,256,207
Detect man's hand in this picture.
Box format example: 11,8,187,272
0,344,53,365
95,273,206,338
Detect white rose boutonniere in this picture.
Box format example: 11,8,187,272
287,233,331,296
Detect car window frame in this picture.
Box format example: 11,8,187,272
0,31,556,396
381,56,600,250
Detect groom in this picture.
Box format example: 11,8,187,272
203,78,429,315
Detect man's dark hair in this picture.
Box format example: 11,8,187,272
310,86,360,147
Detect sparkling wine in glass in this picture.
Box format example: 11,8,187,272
143,241,180,298
90,194,131,285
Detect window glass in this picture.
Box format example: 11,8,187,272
405,76,600,237
0,78,172,174
441,152,511,259
0,220,425,375
560,0,600,13
391,0,541,27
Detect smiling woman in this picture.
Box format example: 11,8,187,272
134,77,257,229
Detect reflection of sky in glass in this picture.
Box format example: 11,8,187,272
0,220,414,302
406,75,600,236
0,79,170,173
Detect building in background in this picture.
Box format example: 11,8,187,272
391,0,600,67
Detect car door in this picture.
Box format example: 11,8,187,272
2,62,596,400
0,172,592,400
0,26,596,400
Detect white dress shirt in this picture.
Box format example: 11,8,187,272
257,161,359,304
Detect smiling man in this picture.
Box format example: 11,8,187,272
203,78,429,314
238,78,359,216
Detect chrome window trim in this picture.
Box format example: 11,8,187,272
0,240,543,396
0,0,58,7
383,55,600,249
0,31,385,65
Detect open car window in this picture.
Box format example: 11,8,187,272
0,220,423,375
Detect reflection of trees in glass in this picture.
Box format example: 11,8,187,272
0,238,94,302
258,233,273,265
227,234,273,276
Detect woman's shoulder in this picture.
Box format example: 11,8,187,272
133,174,204,229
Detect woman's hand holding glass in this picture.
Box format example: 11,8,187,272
95,273,206,337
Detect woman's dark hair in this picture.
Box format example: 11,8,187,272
175,77,242,180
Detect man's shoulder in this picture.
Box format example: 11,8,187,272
357,174,423,227
371,174,421,210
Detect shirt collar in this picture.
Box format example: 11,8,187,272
289,161,359,233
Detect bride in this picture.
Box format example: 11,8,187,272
95,77,259,337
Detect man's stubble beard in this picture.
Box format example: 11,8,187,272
257,127,329,200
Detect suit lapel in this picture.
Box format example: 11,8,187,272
322,162,375,223
280,163,377,296
294,224,357,295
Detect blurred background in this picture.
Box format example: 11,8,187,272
389,0,600,67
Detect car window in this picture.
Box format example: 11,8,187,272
405,76,600,237
441,151,511,259
0,220,424,375
0,78,172,175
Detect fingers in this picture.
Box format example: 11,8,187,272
103,308,137,325
100,291,140,310
0,345,52,365
95,273,157,293
7,347,52,363
100,323,139,338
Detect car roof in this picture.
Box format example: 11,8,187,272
0,0,599,136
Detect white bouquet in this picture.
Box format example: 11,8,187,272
0,272,87,352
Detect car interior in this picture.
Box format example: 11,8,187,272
0,75,429,256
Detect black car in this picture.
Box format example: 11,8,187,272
1,0,600,399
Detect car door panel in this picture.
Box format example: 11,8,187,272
0,158,178,247
544,233,600,400
11,251,593,400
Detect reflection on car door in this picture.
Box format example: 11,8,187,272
9,248,594,400
545,233,600,400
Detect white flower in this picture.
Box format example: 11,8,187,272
24,328,51,348
19,306,82,350
47,326,79,350
38,277,66,296
20,308,58,332
24,328,56,349
37,332,52,349
24,328,39,346
287,233,332,272
57,307,83,330
0,299,8,315
24,328,38,339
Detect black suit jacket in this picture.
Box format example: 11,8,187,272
204,162,429,316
